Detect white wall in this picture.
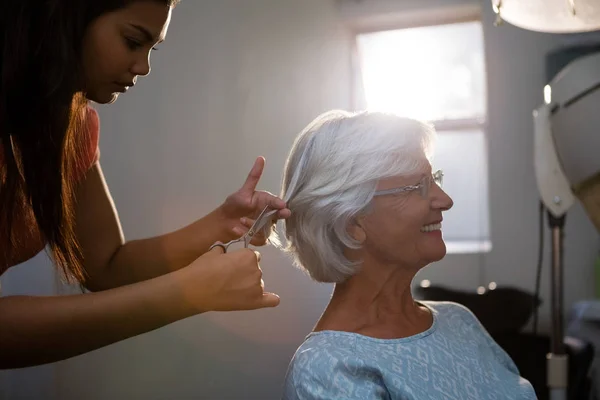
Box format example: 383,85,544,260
1,0,599,399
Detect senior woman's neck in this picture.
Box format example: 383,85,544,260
314,270,433,338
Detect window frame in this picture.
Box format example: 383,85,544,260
349,10,492,254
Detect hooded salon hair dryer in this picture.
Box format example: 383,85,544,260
491,2,600,399
533,51,600,400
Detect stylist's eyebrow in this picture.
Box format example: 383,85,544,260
129,24,164,44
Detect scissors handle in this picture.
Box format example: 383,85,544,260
208,241,228,252
208,238,243,253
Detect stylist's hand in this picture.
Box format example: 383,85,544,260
188,245,280,312
219,156,291,246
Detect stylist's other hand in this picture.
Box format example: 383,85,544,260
219,157,291,246
187,245,280,312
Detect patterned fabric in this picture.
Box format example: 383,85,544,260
283,301,537,400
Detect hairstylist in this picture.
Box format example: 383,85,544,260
0,0,290,369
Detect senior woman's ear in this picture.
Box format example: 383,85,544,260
347,216,367,244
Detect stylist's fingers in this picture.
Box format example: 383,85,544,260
235,218,272,246
239,157,265,194
262,193,287,212
240,216,275,234
251,192,291,218
261,292,281,308
240,217,254,229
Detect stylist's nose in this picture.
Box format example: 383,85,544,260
131,53,151,77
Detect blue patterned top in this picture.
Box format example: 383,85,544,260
283,301,537,400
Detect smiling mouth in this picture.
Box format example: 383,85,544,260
114,82,134,92
421,222,442,232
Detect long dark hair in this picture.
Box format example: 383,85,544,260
0,0,179,284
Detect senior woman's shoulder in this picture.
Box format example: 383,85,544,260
283,332,387,400
420,300,477,317
287,331,358,368
420,300,491,332
421,300,499,344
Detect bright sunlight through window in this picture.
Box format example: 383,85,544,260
355,21,491,253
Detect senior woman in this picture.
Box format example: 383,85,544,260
276,110,537,399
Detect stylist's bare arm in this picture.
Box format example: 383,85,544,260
0,245,278,369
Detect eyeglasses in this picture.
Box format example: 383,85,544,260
373,170,443,199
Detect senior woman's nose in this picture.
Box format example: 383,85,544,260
431,184,454,211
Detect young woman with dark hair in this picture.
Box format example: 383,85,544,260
0,0,290,369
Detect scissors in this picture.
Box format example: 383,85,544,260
209,205,278,252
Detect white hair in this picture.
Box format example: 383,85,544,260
272,110,436,283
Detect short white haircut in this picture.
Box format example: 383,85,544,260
273,110,436,283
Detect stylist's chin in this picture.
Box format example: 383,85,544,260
105,92,120,105
86,87,123,105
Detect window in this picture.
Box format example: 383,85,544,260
354,20,491,253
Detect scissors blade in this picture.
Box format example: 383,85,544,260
243,205,278,246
